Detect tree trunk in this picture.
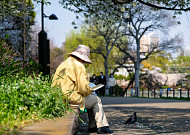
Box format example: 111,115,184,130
135,39,140,96
104,57,109,88
122,75,134,96
134,62,140,96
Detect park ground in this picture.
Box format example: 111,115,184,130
89,97,190,135
20,97,190,135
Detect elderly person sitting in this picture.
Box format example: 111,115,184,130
51,45,113,134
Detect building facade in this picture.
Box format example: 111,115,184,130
140,33,159,53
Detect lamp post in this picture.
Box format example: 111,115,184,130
38,0,58,76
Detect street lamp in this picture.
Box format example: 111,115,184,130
38,0,58,76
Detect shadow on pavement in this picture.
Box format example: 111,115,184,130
103,105,190,134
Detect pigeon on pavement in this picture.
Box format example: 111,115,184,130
124,112,137,124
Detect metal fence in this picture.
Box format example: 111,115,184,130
124,87,190,99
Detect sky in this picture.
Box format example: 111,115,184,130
33,0,190,52
33,0,76,47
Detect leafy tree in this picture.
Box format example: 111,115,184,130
145,52,172,73
114,74,129,81
60,0,190,23
84,14,128,85
112,0,190,11
64,25,128,79
64,29,105,75
115,5,182,96
60,0,183,96
170,56,190,73
141,61,152,70
175,56,190,67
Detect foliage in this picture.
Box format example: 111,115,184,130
61,0,182,96
0,73,69,134
50,44,64,75
0,0,36,57
186,75,190,80
33,0,51,5
175,56,190,66
176,74,190,87
170,56,190,73
0,0,35,17
141,61,152,70
0,37,39,77
161,85,169,89
126,74,134,80
59,0,190,26
61,0,128,85
114,74,130,81
115,4,181,96
83,10,128,85
64,29,106,75
140,72,162,89
145,52,172,73
114,84,123,96
0,39,68,134
60,0,122,25
64,25,128,76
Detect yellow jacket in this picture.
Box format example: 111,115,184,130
51,56,92,110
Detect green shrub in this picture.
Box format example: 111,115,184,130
114,84,123,96
0,37,40,78
114,74,129,81
0,74,69,134
162,85,169,89
186,75,190,79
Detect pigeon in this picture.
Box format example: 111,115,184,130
124,112,137,124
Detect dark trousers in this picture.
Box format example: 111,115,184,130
109,86,114,96
99,86,105,97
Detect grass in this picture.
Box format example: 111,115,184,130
160,96,190,101
0,73,70,134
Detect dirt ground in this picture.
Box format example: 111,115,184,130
85,97,190,135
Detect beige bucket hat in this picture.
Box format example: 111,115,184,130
69,45,92,64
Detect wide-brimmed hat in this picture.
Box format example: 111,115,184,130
69,45,92,64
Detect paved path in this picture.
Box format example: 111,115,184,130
90,97,190,135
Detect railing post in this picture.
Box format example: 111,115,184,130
188,89,189,99
180,88,182,98
167,88,169,98
173,90,175,98
154,89,156,98
148,88,150,98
